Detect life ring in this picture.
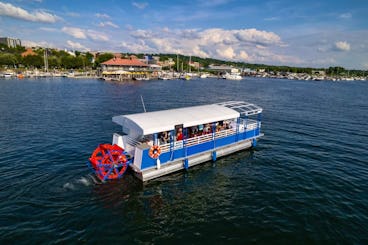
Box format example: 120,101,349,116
149,145,161,159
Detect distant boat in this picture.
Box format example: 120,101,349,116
223,72,242,80
3,72,13,78
180,73,191,80
158,77,170,80
200,74,208,78
134,77,149,81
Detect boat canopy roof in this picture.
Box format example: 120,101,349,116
112,101,262,136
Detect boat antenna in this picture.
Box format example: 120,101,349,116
141,95,147,112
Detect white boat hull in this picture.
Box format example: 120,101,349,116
131,137,256,181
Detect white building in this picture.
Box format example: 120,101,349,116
0,37,22,48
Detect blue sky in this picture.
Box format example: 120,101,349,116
0,0,367,69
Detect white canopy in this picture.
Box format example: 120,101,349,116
112,101,262,136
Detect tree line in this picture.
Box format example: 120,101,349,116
0,45,366,76
0,44,114,70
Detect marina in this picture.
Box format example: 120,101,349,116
0,77,367,243
1,0,368,243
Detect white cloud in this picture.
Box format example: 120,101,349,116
234,28,281,46
22,39,54,48
66,40,89,51
0,2,60,23
334,41,350,51
62,27,87,39
216,46,235,59
131,29,154,39
66,12,80,17
120,40,154,53
98,21,119,28
123,27,285,63
39,27,58,32
61,27,109,41
95,13,110,18
87,30,109,41
132,2,148,9
239,51,249,60
339,12,352,19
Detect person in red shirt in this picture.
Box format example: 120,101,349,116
176,128,183,140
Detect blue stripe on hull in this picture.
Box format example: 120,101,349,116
140,129,259,170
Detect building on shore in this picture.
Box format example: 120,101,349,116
100,56,150,80
0,37,21,48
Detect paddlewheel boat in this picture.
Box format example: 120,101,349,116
88,101,263,182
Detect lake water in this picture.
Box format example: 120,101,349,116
0,77,367,244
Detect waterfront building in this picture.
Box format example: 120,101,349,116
208,64,234,72
189,61,200,69
0,37,21,48
100,57,149,80
101,57,148,71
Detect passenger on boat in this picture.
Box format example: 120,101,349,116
216,124,222,132
203,124,212,134
176,128,183,141
223,121,230,130
198,124,204,135
159,131,169,144
189,126,199,138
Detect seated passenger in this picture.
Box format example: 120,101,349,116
190,126,198,137
176,128,183,141
203,124,212,134
159,131,169,144
198,124,204,135
224,121,230,129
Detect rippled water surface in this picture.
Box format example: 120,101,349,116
0,77,367,244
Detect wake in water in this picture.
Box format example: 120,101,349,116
63,174,101,190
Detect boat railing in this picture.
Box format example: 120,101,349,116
159,143,171,153
214,128,236,139
243,119,258,131
186,133,214,146
123,135,141,147
157,120,260,153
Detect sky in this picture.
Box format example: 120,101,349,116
0,0,367,69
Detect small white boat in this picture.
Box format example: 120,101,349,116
3,73,14,78
223,72,242,80
134,77,149,81
88,101,263,182
158,76,171,80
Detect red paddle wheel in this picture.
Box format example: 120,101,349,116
88,144,129,181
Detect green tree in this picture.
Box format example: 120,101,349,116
48,56,60,69
95,53,114,66
0,53,18,67
85,52,94,63
22,55,43,68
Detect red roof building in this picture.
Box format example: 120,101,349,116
21,48,37,57
101,57,148,71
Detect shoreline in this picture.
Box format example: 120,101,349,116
0,69,366,82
